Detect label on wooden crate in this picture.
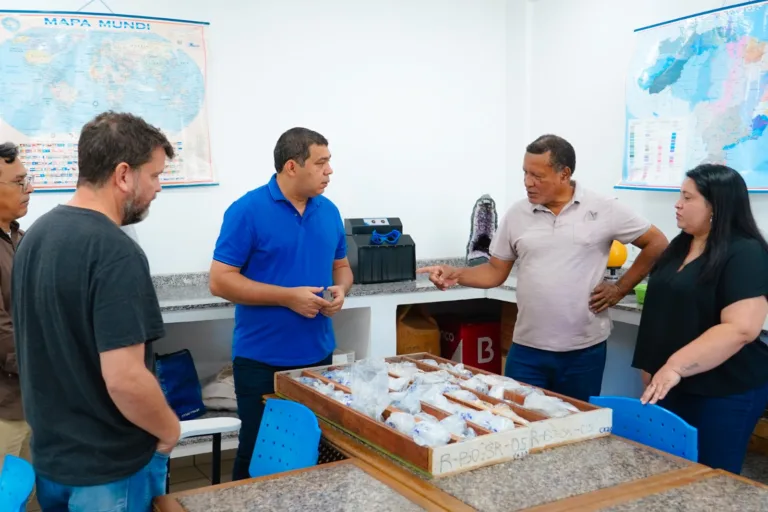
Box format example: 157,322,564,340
430,425,531,476
528,408,612,450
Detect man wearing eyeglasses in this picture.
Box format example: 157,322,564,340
0,142,33,474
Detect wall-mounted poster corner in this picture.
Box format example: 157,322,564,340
619,0,768,194
0,9,217,192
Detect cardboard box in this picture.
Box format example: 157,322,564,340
439,319,502,374
396,305,440,356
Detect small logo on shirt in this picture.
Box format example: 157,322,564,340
586,210,598,221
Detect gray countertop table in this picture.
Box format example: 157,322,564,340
430,436,690,512
599,470,768,512
155,459,443,512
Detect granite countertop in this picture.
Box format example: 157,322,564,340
154,257,643,314
176,462,426,512
431,436,688,512
154,257,464,312
602,473,768,511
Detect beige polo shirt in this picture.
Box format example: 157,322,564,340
490,183,651,352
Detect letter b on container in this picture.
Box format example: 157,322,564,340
438,318,501,374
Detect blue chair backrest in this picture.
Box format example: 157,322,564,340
249,398,321,479
589,396,698,462
0,454,35,512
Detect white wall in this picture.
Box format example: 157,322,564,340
1,0,510,274
523,0,768,256
505,0,531,206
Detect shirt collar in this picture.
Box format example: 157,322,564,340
0,221,20,245
268,173,287,202
267,173,319,212
531,181,583,212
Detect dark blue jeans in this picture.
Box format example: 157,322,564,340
504,341,607,402
231,354,333,481
660,381,768,474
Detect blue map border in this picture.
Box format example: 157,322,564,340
0,9,209,25
616,0,768,193
634,0,766,33
32,183,219,194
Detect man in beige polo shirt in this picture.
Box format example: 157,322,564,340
419,134,668,401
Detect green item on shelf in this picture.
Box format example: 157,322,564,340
634,283,647,305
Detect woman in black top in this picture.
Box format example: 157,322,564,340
632,164,768,474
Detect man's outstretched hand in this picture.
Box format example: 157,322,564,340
416,265,461,291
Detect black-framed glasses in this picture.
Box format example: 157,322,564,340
0,175,34,191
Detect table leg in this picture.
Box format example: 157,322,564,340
212,433,222,485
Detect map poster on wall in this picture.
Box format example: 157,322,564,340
619,0,768,193
0,10,215,191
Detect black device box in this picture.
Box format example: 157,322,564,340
344,218,416,285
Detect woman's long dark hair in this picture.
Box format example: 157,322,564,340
654,164,768,282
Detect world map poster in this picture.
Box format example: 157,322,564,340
620,0,768,192
0,10,215,191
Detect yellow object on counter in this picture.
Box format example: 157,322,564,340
607,240,628,268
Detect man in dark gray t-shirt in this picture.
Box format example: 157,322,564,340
12,111,180,512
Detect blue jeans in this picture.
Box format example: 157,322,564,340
660,381,768,474
504,341,607,402
36,451,168,512
232,353,333,481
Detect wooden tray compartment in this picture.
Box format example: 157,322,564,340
402,353,613,451
300,367,496,441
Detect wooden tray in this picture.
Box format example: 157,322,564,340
274,353,611,478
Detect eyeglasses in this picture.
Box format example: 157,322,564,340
0,175,34,191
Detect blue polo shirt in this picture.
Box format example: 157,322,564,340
213,174,346,366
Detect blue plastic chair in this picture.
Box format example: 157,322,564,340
589,396,698,462
0,454,35,512
249,398,321,478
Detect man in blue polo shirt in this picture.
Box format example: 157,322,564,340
209,127,353,480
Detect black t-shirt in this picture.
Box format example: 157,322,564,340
12,205,165,486
632,236,768,397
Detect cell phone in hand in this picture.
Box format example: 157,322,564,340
322,289,333,301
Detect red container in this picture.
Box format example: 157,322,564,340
439,319,502,374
